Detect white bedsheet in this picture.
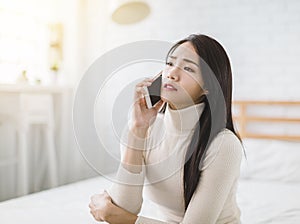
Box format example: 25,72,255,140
237,179,300,224
1,175,300,224
238,138,300,224
0,173,300,224
0,176,113,224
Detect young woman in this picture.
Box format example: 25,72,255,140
89,34,243,224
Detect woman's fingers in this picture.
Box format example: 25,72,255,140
135,78,152,87
134,79,153,99
134,77,160,109
153,100,164,111
135,86,147,96
134,86,147,109
131,77,162,129
89,202,98,220
89,194,108,222
103,190,112,200
134,86,145,98
91,195,99,204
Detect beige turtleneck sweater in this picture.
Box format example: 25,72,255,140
108,103,243,224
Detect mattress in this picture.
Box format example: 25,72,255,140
238,179,300,224
1,176,300,224
1,138,300,224
238,138,300,224
0,176,113,224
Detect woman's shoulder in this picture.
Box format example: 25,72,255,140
213,128,242,146
201,128,243,170
216,128,242,144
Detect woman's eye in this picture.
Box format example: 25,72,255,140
166,61,173,66
184,67,194,72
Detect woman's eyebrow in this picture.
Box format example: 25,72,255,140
168,55,199,67
183,58,199,67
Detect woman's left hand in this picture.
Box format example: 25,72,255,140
89,191,138,224
89,191,113,222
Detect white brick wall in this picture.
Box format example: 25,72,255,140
71,0,300,182
84,0,300,101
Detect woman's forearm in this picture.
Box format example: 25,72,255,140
106,206,138,224
121,126,147,173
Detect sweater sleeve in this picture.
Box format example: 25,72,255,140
107,164,145,214
107,141,147,215
135,133,243,224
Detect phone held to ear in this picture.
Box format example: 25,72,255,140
144,71,162,109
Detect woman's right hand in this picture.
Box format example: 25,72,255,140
131,78,164,135
121,78,163,169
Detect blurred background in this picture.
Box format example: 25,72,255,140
0,0,299,202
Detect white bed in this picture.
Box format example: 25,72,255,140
0,176,112,224
1,101,300,224
235,101,300,224
238,179,300,223
0,141,300,224
238,139,300,224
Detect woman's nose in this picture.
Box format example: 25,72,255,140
166,66,180,81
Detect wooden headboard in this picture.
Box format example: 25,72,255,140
232,101,300,141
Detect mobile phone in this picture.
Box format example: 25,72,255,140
144,71,162,109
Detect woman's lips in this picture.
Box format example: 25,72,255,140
163,83,178,91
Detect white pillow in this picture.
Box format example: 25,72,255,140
240,139,300,183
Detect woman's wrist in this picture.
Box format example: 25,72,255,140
120,126,147,173
126,126,147,150
130,125,148,138
124,213,138,224
105,201,138,224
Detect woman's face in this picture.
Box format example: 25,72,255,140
161,41,206,110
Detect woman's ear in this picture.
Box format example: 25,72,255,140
203,89,209,95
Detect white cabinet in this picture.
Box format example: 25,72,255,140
0,84,74,201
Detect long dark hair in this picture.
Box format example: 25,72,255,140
161,34,241,210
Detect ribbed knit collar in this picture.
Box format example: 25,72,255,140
164,102,205,133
